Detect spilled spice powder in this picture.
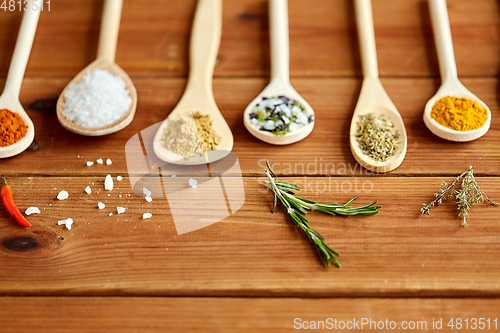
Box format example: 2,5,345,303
161,112,221,159
0,109,28,147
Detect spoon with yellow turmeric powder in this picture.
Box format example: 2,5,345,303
0,7,41,158
424,0,491,142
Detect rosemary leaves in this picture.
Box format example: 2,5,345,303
421,166,498,226
356,113,400,162
262,161,381,267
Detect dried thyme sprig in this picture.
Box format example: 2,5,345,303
356,113,400,162
262,161,381,267
421,166,498,226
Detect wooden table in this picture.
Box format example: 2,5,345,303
1,0,500,331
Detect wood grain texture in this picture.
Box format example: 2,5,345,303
0,0,498,78
1,297,500,333
0,176,499,297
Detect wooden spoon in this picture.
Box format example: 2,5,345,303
243,0,314,145
153,0,233,165
350,0,407,173
423,0,490,142
0,7,40,158
56,0,137,136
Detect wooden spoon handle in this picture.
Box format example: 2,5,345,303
186,0,222,93
269,0,290,83
97,0,123,62
3,6,41,99
354,0,379,79
428,0,458,82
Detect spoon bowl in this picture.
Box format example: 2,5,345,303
424,0,490,142
350,0,407,172
243,0,314,145
243,79,314,145
56,58,137,136
0,6,40,158
153,0,233,165
56,0,137,137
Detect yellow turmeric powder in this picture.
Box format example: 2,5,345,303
0,109,28,147
431,96,488,131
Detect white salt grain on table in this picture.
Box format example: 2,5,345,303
25,207,40,215
85,186,91,194
143,213,152,219
86,161,94,166
57,190,69,200
106,158,112,165
189,178,198,188
145,197,152,202
58,218,73,230
117,207,126,214
117,176,122,181
97,158,103,164
104,174,113,191
143,187,151,197
98,202,105,210
62,69,132,128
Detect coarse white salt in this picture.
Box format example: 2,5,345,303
119,195,122,198
85,186,91,194
86,161,94,166
25,207,40,215
109,213,113,216
143,187,151,197
57,190,69,200
143,213,152,219
145,197,152,203
117,207,126,214
117,176,122,181
62,69,132,128
97,158,103,164
58,218,73,230
98,202,105,210
106,158,112,165
189,178,198,188
104,174,113,191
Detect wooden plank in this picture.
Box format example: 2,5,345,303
0,0,497,78
0,76,498,176
0,176,499,297
1,296,500,332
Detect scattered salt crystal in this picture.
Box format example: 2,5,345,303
109,213,113,216
143,213,152,219
57,190,69,200
145,197,152,203
189,178,198,188
58,218,73,230
97,158,103,164
86,161,94,166
85,186,91,194
119,195,122,198
143,187,151,197
25,207,40,215
117,176,122,181
98,202,105,210
104,174,113,190
106,158,112,165
117,207,126,214
62,69,132,128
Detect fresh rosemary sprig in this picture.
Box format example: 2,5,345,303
421,166,498,226
262,161,381,267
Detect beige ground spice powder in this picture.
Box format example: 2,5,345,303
161,112,221,159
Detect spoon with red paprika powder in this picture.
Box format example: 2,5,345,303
1,179,31,227
0,6,41,158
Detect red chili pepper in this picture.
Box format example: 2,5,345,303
1,178,31,227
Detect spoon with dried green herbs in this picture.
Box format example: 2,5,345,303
350,0,407,172
262,161,381,267
422,166,498,226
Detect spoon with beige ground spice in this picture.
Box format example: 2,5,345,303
153,0,232,165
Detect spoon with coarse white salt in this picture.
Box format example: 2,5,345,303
423,0,491,142
56,0,137,136
0,6,41,159
153,0,233,165
243,0,314,145
350,0,407,173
